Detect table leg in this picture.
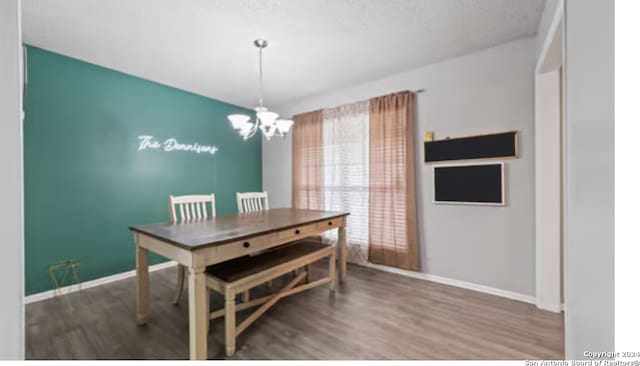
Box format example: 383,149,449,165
329,246,337,291
135,237,150,325
188,266,208,360
338,225,347,283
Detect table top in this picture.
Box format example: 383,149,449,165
130,208,349,250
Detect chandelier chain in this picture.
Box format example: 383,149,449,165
258,45,263,108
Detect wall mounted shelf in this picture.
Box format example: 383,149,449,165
424,131,518,163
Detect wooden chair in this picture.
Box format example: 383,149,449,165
206,239,336,357
236,191,290,293
236,191,268,213
169,194,216,305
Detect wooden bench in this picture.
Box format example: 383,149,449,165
205,239,337,357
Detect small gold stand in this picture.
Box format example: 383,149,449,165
425,131,434,141
48,259,81,296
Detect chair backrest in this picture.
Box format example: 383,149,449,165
169,194,216,223
237,192,269,213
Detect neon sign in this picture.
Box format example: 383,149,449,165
137,135,219,155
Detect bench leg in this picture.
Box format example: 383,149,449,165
329,249,337,292
225,288,236,357
242,290,250,303
305,265,311,283
338,226,347,283
206,290,210,335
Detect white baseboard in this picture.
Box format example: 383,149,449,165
25,259,565,313
536,300,565,313
360,262,537,305
24,260,178,304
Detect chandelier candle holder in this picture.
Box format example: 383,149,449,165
228,39,294,141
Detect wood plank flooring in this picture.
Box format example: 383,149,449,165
26,263,564,360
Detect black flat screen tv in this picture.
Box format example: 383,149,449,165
433,163,504,205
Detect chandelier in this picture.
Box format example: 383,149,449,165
227,39,294,141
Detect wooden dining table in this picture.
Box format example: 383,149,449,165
129,208,349,360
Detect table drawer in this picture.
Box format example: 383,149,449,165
315,218,342,231
209,217,344,265
275,222,318,242
215,236,275,262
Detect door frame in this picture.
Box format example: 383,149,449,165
534,0,564,313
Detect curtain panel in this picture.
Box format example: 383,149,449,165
368,91,420,271
292,110,324,210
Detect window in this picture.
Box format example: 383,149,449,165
293,91,418,271
322,101,369,264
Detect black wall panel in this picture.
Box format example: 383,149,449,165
434,164,504,204
425,131,517,162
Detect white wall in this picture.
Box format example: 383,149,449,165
262,133,292,208
564,0,614,359
0,0,25,359
264,37,537,297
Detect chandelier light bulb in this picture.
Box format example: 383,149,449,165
257,110,279,127
228,114,250,130
275,119,294,136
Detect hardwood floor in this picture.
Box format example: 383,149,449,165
26,263,564,360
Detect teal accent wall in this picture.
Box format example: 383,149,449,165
23,46,261,295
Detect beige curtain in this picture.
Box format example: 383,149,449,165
368,91,420,271
292,110,324,210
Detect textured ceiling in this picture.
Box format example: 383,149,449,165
22,0,545,110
